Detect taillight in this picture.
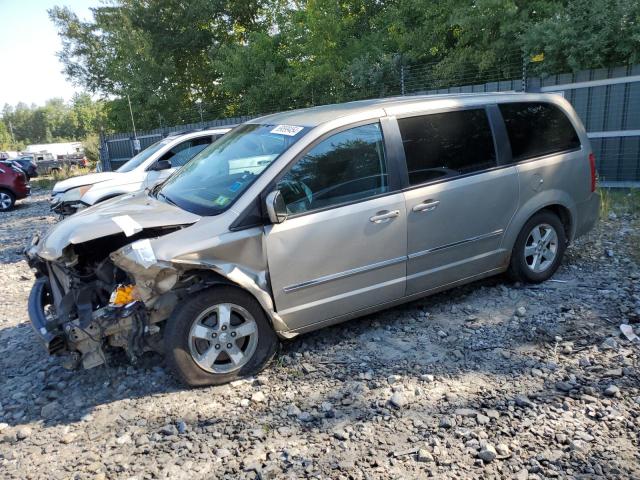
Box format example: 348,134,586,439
588,152,597,192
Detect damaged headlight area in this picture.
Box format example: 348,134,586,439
26,228,184,370
50,185,93,217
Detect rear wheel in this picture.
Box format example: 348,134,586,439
508,211,567,283
165,286,278,387
0,189,15,211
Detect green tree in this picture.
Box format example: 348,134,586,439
0,121,12,150
50,0,640,131
1,96,106,145
522,0,640,74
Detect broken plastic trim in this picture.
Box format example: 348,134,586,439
110,247,297,339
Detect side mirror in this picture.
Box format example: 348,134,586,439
151,159,171,171
265,190,288,224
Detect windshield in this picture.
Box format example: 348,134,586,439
158,123,308,215
116,139,170,173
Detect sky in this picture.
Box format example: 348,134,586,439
0,0,95,108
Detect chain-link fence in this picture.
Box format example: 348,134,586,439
100,56,640,184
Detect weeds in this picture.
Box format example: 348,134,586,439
31,166,92,191
598,187,640,218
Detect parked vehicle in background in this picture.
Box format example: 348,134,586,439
33,155,68,176
12,158,38,179
26,93,599,386
50,127,232,217
0,161,30,211
65,153,89,168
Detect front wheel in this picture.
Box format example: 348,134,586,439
508,211,567,283
165,286,278,387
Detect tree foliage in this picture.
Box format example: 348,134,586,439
49,0,640,131
0,94,106,149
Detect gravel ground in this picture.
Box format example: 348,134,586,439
1,191,639,479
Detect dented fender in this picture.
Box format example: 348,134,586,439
110,227,296,339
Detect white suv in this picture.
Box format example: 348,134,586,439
51,127,232,216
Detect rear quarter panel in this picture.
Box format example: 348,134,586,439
504,151,582,250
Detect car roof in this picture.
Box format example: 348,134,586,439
166,126,234,138
249,92,562,128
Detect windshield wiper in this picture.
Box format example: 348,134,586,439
157,191,177,207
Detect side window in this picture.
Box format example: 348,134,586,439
499,102,581,162
398,109,497,186
277,123,389,214
161,137,213,167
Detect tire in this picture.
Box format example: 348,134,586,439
0,189,15,212
165,285,278,387
508,210,567,283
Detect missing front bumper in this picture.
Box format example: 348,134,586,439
28,277,67,355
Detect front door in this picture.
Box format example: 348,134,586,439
264,122,407,331
396,107,519,295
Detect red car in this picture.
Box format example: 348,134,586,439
0,161,30,211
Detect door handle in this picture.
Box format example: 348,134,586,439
369,209,400,223
412,200,440,213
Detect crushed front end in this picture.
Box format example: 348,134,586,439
25,231,175,369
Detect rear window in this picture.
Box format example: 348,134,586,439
398,108,497,185
499,102,581,162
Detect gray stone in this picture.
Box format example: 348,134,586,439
216,447,232,458
389,392,407,409
159,424,178,436
15,427,31,440
515,395,535,408
40,401,60,419
333,429,349,441
176,420,187,434
251,391,266,403
515,306,527,317
439,416,456,429
297,411,313,422
454,408,478,417
485,409,500,419
601,337,619,350
604,385,620,397
287,404,301,417
556,381,574,392
478,444,497,463
417,449,434,463
496,443,510,456
476,414,490,425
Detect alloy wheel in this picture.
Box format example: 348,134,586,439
524,223,558,273
0,192,12,210
188,303,258,374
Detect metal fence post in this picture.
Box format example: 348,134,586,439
401,65,406,96
521,53,528,92
98,131,110,171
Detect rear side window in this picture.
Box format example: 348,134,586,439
499,102,580,161
398,108,497,186
278,123,388,214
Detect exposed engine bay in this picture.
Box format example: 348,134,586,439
26,227,210,369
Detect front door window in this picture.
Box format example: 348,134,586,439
277,123,389,215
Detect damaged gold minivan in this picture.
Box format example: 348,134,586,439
27,93,600,386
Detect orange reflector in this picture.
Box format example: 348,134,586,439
110,284,139,306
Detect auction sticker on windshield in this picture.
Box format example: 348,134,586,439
214,195,230,206
270,124,304,136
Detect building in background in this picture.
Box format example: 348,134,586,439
24,142,83,159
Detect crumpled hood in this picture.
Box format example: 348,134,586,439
36,191,201,260
53,172,122,194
